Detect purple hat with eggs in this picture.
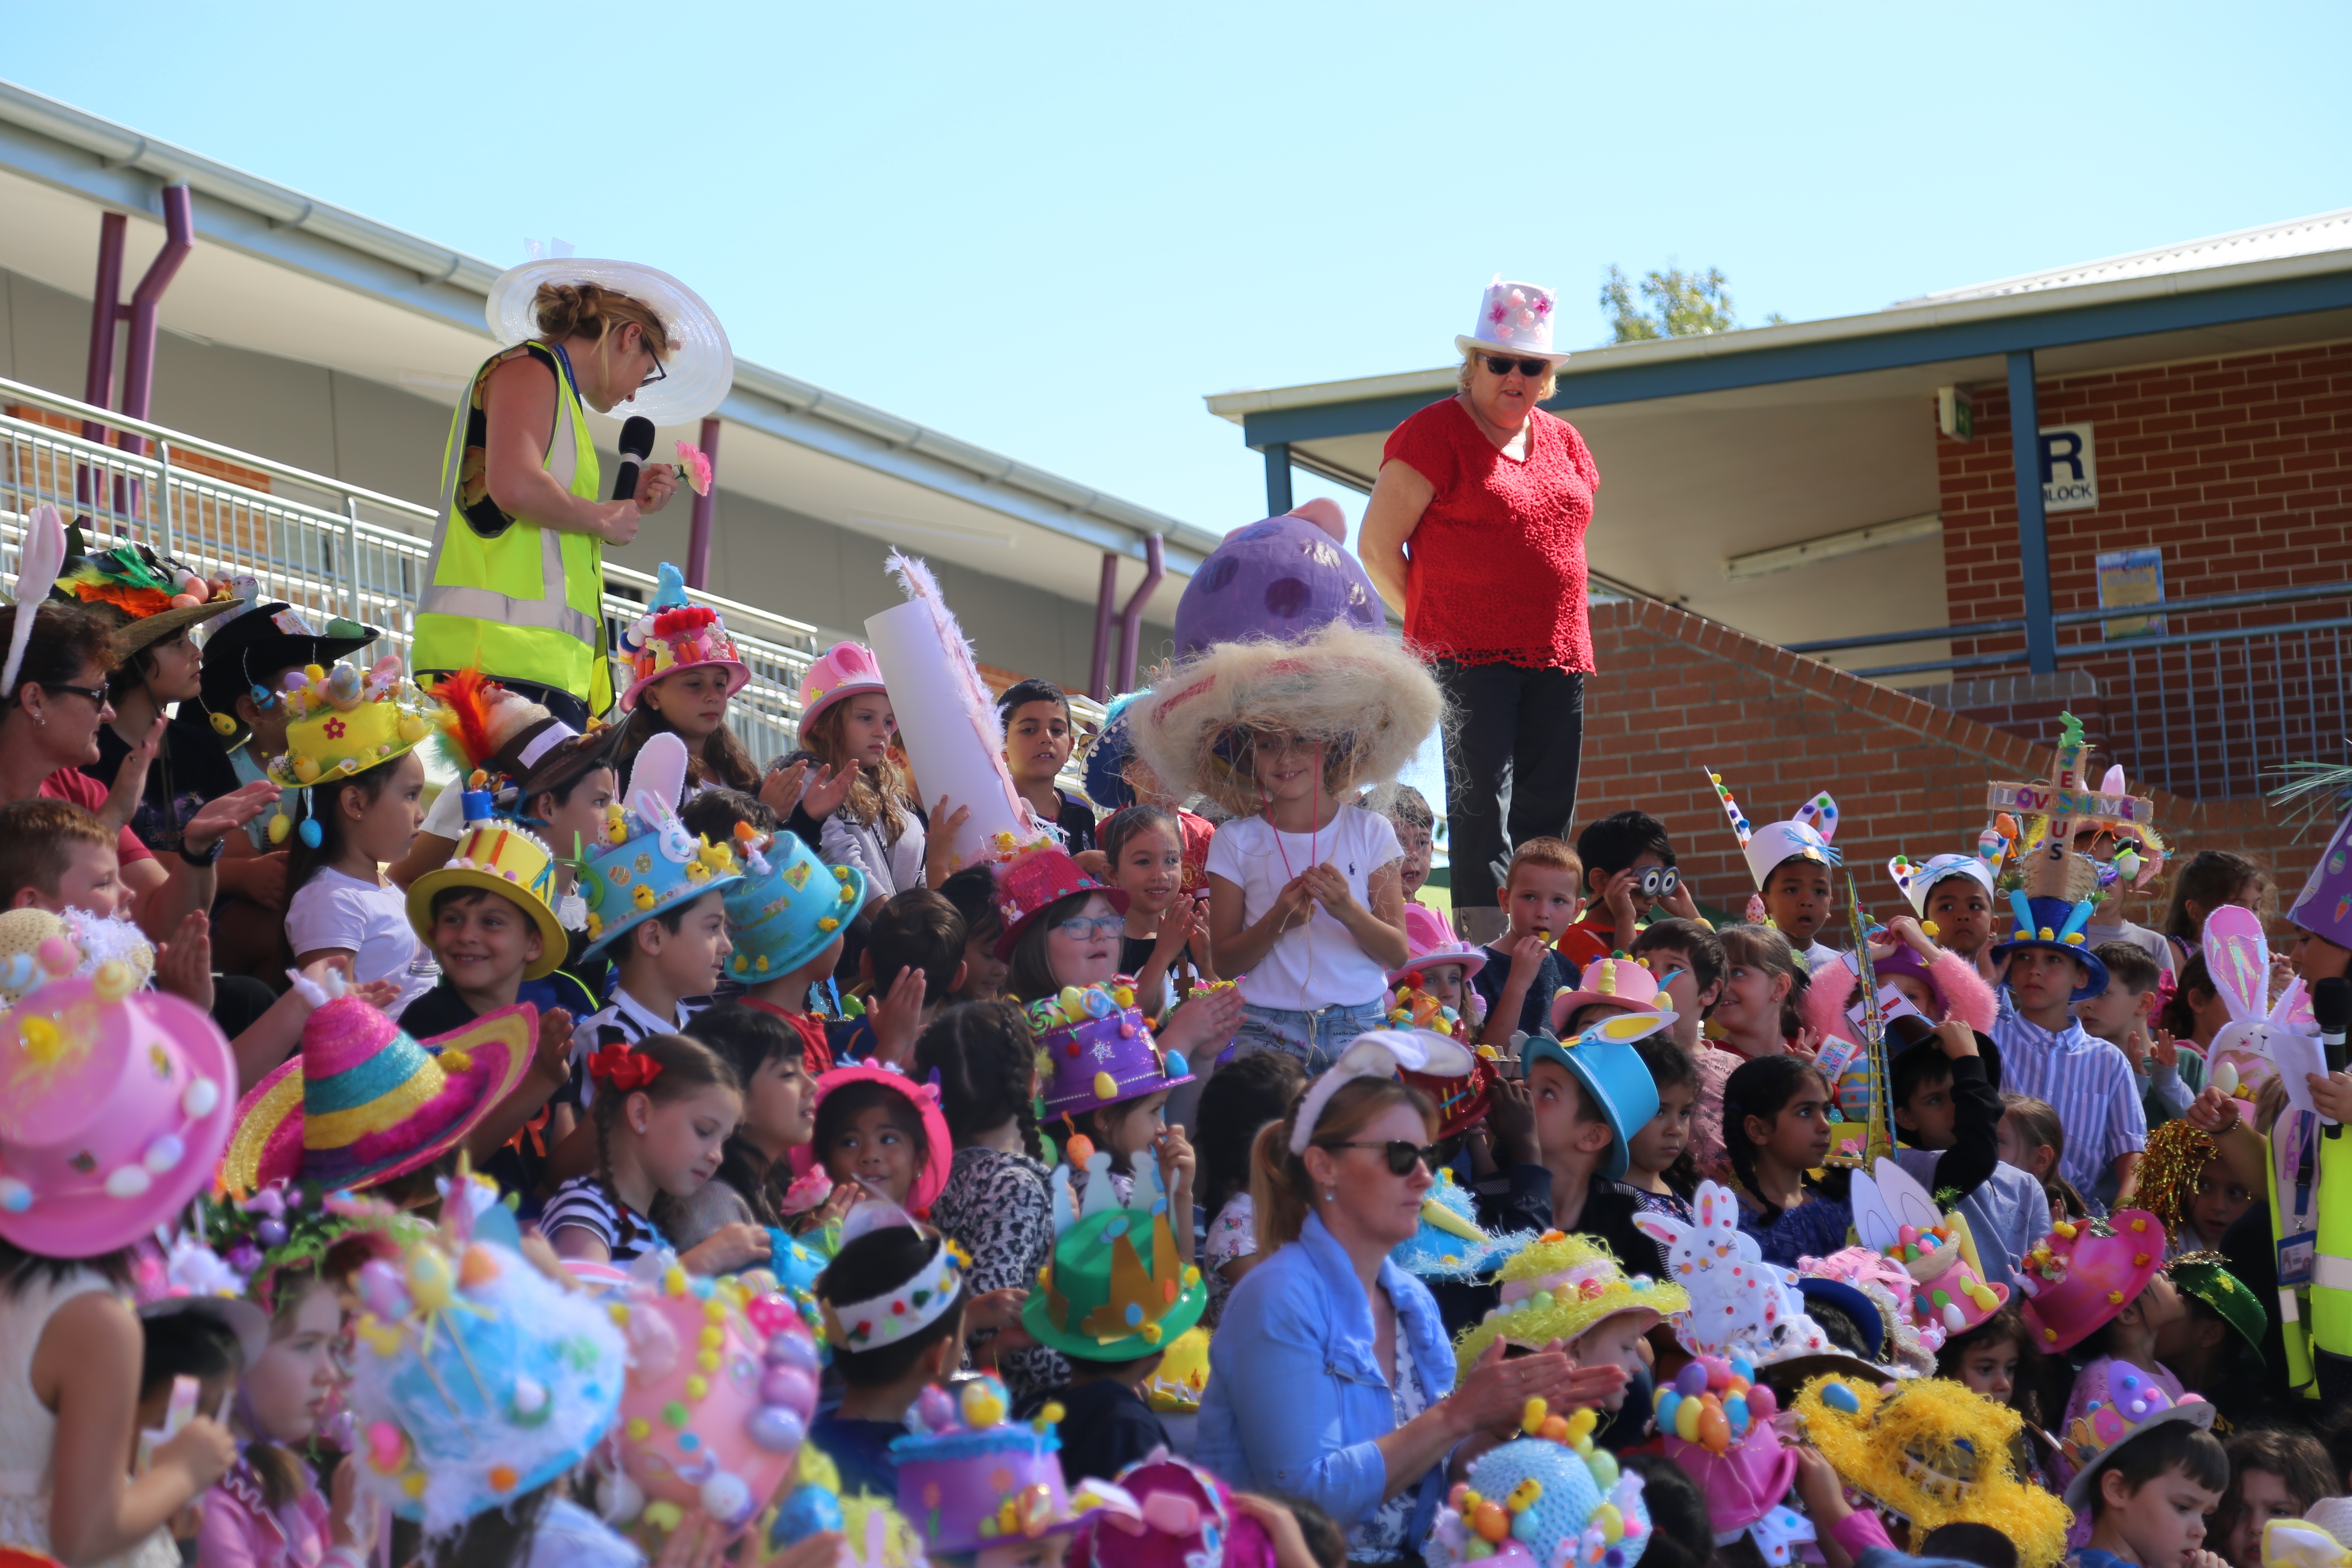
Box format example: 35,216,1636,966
2058,1360,2213,1509
894,1375,1125,1556
1032,980,1194,1120
1171,501,1382,658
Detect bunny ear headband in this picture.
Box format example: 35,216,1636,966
2,503,67,699
1288,1029,1474,1155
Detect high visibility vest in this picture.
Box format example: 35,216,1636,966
2310,1123,2352,1371
413,341,613,714
2266,1123,2318,1396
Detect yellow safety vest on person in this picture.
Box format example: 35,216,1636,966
2268,1124,2318,1397
2310,1122,2352,1393
414,341,613,715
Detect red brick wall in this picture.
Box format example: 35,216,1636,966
1575,597,2326,931
1932,342,2352,799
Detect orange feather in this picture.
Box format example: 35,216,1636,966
431,668,502,774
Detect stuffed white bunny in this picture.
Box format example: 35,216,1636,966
1632,1179,1833,1363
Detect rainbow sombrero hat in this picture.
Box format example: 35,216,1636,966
220,971,534,1194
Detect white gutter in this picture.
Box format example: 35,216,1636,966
0,78,1220,564
1203,241,2352,425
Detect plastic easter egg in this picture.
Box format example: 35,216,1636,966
298,818,323,849
1696,1401,1730,1454
960,1376,1007,1430
266,812,291,845
759,1367,816,1415
1064,1135,1096,1168
771,1484,844,1549
1746,1383,1777,1422
1673,1361,1709,1398
614,1275,810,1517
1473,1501,1510,1544
913,1383,959,1435
1673,1394,1702,1441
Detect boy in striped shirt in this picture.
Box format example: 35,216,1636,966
1990,896,2145,1210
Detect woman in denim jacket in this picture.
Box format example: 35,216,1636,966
1196,1033,1621,1564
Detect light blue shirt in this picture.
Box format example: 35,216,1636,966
1195,1211,1456,1546
1993,997,2147,1204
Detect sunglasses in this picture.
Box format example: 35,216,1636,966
1481,355,1552,378
1049,913,1125,941
1320,1139,1442,1176
41,682,110,707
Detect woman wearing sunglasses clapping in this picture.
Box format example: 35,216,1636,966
1196,1032,1626,1566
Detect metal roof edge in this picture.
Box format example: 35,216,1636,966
1896,205,2352,306
0,78,1215,564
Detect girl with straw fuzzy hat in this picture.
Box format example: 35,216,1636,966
1134,622,1444,1071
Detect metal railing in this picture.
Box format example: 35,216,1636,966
0,377,1102,776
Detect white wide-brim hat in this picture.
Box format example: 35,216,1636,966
485,258,734,426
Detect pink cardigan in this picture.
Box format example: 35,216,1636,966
197,1461,346,1568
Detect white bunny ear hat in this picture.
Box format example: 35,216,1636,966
2203,904,2319,1105
1288,1029,1474,1154
1632,1181,1829,1360
576,731,748,957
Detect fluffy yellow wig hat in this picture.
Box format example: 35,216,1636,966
1794,1374,2073,1568
1452,1231,1687,1378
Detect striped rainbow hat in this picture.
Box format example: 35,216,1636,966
220,971,535,1195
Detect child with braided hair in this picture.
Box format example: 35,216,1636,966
540,1032,771,1275
916,1000,1064,1399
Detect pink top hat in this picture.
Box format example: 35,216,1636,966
2018,1210,2167,1352
1069,1454,1279,1568
796,641,889,731
992,843,1129,961
787,1062,953,1217
0,959,235,1258
1547,953,1665,1035
1667,1407,1800,1541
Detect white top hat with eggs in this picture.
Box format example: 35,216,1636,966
1455,275,1571,364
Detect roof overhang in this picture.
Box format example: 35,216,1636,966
0,80,1217,622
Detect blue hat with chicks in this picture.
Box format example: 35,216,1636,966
1988,892,2108,1001
1520,1012,1672,1183
723,824,867,982
579,732,746,957
346,1202,626,1535
1428,1402,1654,1568
1392,1167,1536,1282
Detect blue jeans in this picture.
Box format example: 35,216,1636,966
1231,997,1389,1075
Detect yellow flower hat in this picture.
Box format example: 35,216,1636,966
263,655,440,788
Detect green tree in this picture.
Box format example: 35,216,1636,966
1601,264,1782,343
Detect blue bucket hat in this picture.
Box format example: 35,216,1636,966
723,827,867,983
1519,1012,1670,1181
1988,892,2108,1001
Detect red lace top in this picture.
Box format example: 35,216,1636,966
1382,396,1599,671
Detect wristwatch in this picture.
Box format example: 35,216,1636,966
178,833,227,867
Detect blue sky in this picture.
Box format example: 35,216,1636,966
6,2,2349,543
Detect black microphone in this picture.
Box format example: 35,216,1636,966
611,416,656,502
2318,977,2352,1136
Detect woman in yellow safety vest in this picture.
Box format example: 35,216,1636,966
415,257,733,727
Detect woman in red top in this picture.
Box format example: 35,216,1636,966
1358,278,1598,945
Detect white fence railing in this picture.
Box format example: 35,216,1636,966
0,377,1102,779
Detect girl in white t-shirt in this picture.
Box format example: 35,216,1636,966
283,747,439,1016
1133,624,1442,1073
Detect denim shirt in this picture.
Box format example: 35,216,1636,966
1194,1212,1456,1545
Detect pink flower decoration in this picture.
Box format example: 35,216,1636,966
1532,294,1553,318
1488,303,1508,325
676,441,714,497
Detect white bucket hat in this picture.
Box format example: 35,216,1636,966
485,257,734,426
1454,275,1571,364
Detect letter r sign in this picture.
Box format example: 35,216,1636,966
2038,423,2099,512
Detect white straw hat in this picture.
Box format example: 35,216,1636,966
485,257,734,426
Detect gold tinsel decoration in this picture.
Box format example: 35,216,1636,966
2137,1118,2219,1240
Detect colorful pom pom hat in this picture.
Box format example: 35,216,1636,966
1547,954,1669,1036
219,971,536,1195
1391,1167,1534,1283
263,654,442,790
1454,276,1571,367
1989,891,2109,1000
1032,980,1193,1121
1522,1011,1670,1182
404,799,568,981
1426,1417,1654,1568
1700,768,1840,891
578,733,745,957
485,254,734,426
1067,1452,1281,1568
0,956,235,1257
618,562,750,713
1025,1148,1206,1360
893,1375,1125,1556
2017,1210,2167,1352
1886,851,1996,921
346,1232,628,1535
1453,1231,1687,1376
796,640,889,730
1795,1374,2073,1568
2059,1359,2215,1510
723,826,867,982
786,1063,954,1217
993,842,1129,961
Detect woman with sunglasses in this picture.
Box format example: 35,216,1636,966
413,257,732,729
0,580,276,943
1197,1032,1624,1565
1357,278,1598,949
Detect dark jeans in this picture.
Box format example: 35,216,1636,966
1435,661,1586,920
416,671,594,731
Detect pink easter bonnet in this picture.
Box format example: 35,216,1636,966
2018,1210,2167,1353
0,955,236,1257
797,641,889,730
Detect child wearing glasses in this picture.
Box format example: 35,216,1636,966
1133,624,1441,1074
1555,809,1700,971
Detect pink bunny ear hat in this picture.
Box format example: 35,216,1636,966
2203,905,2320,1103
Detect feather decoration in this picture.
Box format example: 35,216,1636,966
884,550,1030,827
57,544,180,619
3,504,67,697
429,668,502,775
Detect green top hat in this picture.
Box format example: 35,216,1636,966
1021,1150,1205,1363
